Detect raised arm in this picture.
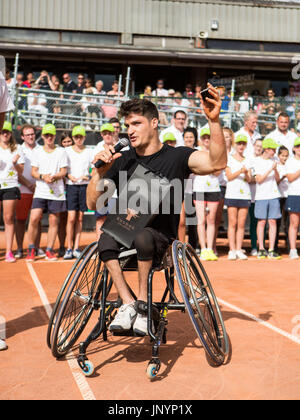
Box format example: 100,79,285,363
188,84,227,175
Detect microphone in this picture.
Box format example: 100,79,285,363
94,137,130,168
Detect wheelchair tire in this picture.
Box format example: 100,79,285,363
51,242,108,358
172,241,229,366
47,242,98,349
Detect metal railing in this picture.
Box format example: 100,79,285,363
7,86,300,135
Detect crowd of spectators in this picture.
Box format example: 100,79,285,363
5,70,300,135
1,72,300,265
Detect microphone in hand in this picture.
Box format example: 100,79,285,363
94,137,130,169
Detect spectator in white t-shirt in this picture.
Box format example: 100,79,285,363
159,110,187,147
93,123,117,239
0,121,24,263
267,112,298,156
15,124,45,259
224,134,252,260
274,146,289,254
26,124,68,262
63,126,94,260
236,91,253,115
285,137,300,259
193,127,221,261
253,138,282,260
234,111,261,158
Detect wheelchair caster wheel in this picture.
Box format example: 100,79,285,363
146,362,160,379
82,360,94,377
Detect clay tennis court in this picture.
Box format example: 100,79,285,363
0,231,299,401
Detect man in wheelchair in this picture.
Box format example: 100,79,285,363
86,84,227,336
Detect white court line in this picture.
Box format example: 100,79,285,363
218,298,300,346
25,261,96,401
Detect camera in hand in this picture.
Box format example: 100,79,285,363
201,87,214,102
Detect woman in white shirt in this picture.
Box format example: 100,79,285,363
64,126,94,259
193,128,221,261
285,138,300,259
0,121,24,262
224,134,252,260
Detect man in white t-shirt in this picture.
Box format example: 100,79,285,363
151,79,168,97
267,112,298,156
15,124,44,259
159,110,187,147
26,124,68,261
235,111,261,158
236,91,253,115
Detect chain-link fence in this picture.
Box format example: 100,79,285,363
6,85,300,135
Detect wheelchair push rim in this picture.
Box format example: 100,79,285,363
172,240,229,366
47,242,98,349
51,243,105,358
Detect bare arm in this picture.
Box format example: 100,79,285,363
188,84,227,175
286,169,300,183
0,112,5,132
86,145,122,210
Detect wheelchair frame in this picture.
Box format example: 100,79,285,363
48,240,229,379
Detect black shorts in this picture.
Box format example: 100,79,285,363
0,187,21,201
66,184,88,212
286,195,300,213
98,227,169,266
32,198,67,214
193,191,221,202
224,198,251,208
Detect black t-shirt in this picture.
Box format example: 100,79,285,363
104,144,195,241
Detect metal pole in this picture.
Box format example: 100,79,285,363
229,79,235,129
125,66,131,98
118,74,122,99
12,53,19,129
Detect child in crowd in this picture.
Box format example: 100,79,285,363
213,127,235,255
0,122,24,262
253,138,282,259
193,127,221,261
63,126,94,259
275,146,289,253
93,123,117,239
248,138,263,256
57,131,74,257
285,138,300,259
224,134,252,260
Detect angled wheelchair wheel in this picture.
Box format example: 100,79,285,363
51,242,111,358
47,242,98,349
172,241,229,366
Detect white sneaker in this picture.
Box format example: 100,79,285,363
289,249,299,260
236,250,248,260
109,303,137,331
0,338,7,351
133,314,148,336
228,250,236,260
250,249,258,256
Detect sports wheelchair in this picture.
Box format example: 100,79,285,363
47,240,229,379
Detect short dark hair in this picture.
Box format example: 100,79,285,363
119,98,159,120
20,124,36,136
278,145,289,155
174,110,187,119
183,126,198,148
278,112,289,120
108,117,120,124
